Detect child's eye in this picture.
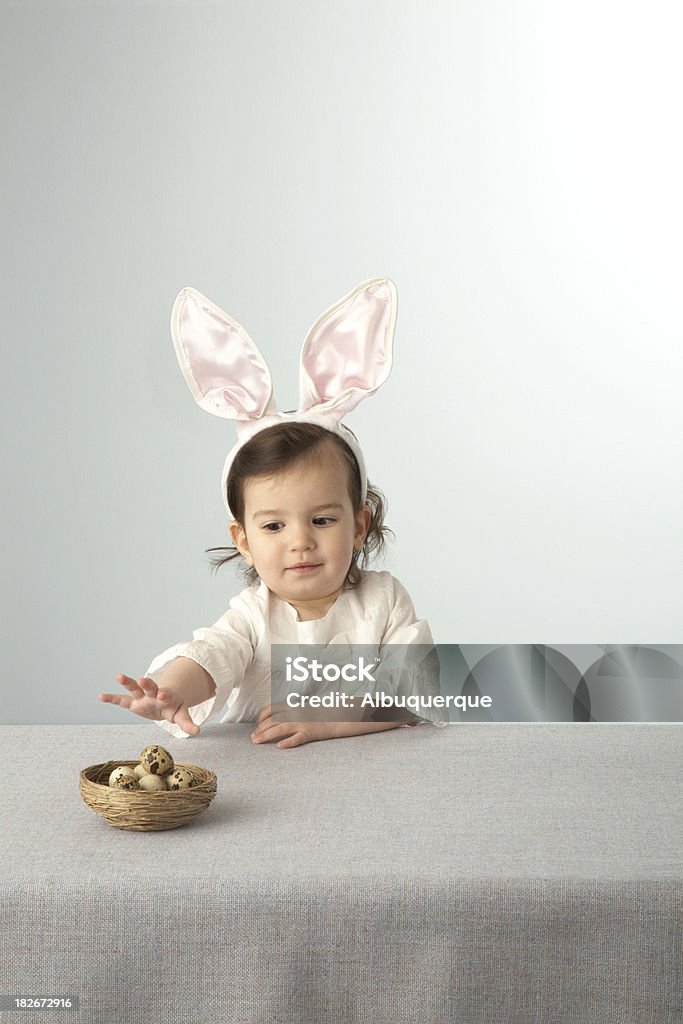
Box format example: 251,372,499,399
313,517,336,527
262,522,283,533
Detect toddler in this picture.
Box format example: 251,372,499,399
98,278,443,748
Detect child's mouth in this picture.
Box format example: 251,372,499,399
287,563,322,573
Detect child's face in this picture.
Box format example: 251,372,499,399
229,450,371,616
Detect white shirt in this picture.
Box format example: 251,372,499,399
144,570,443,738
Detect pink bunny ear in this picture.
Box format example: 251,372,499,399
297,278,397,419
171,287,277,420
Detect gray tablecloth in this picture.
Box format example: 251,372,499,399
1,723,681,1024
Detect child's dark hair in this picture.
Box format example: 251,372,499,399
205,422,393,587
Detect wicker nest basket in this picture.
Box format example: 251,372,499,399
79,760,217,831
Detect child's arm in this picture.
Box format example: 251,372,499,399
250,701,417,749
99,657,217,737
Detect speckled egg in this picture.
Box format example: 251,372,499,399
139,745,174,776
111,773,140,792
138,773,167,792
108,765,138,788
167,768,195,790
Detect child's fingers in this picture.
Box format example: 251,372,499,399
116,674,145,696
251,713,275,738
252,721,297,744
98,693,131,709
136,677,159,697
256,704,273,725
276,731,309,749
173,708,200,736
252,708,292,739
256,702,289,727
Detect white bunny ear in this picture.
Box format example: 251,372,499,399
171,287,277,421
297,278,397,419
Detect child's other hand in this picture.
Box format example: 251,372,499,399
98,675,201,736
251,703,341,749
251,702,412,747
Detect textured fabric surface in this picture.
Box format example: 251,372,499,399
1,723,681,1023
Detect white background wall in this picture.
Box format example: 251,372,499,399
2,0,681,724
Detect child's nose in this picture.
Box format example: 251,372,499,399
289,523,315,550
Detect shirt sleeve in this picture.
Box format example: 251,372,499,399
143,604,256,739
378,576,449,727
382,576,435,646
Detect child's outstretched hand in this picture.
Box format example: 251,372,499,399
98,675,201,736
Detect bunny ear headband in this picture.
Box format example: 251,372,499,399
170,277,398,520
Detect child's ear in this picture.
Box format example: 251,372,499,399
354,505,372,548
229,521,254,566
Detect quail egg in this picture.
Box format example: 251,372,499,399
108,765,138,788
139,745,174,776
138,773,168,792
167,768,196,790
111,773,140,792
